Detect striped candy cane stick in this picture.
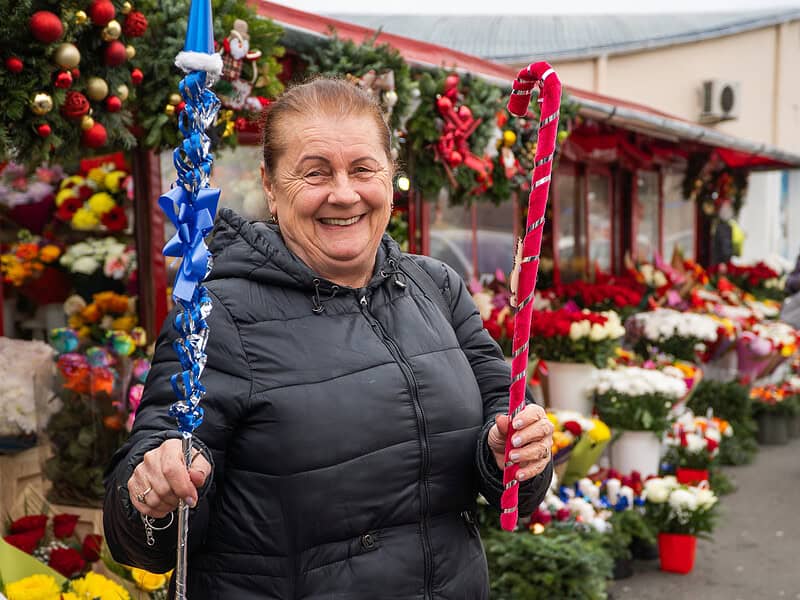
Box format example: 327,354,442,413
500,62,562,532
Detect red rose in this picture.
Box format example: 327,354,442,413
122,11,148,37
4,531,44,554
706,438,719,453
484,316,501,341
562,420,582,436
8,514,47,534
555,508,571,521
61,91,90,120
49,546,86,577
81,533,103,562
53,513,80,539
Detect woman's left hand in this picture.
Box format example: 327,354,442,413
487,404,553,482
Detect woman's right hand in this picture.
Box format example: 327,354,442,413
127,438,211,519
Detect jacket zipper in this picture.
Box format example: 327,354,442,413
359,293,433,600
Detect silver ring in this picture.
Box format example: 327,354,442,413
136,486,152,504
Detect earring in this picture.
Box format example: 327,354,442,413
270,212,278,224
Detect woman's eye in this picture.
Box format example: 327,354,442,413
304,170,325,179
353,166,375,176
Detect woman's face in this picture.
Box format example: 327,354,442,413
262,112,393,287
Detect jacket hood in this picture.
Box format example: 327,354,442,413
206,207,402,292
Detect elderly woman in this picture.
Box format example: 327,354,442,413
104,78,553,599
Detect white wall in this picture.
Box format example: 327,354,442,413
738,171,784,263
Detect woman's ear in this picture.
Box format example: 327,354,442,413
261,163,277,216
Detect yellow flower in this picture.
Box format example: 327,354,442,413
55,187,78,207
60,175,85,189
546,412,559,427
588,418,611,443
39,244,61,263
87,192,116,216
70,572,130,600
71,208,99,230
130,567,168,592
61,594,80,600
111,315,137,332
5,574,62,600
86,167,108,186
104,170,127,192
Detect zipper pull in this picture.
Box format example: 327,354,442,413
360,294,368,308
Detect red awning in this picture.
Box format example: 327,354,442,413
252,1,800,170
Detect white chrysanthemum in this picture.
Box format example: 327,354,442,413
696,488,718,509
591,367,687,399
668,488,698,511
644,479,670,504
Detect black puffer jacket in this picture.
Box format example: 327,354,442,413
104,208,552,599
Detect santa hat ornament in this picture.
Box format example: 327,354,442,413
174,0,222,81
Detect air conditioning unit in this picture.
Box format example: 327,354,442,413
700,80,740,123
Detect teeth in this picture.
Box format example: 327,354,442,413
320,215,361,226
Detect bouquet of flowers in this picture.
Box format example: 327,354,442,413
713,261,784,301
749,382,800,417
0,232,71,304
3,572,131,600
736,321,799,382
547,411,611,485
60,237,137,300
2,513,102,578
626,309,720,362
542,280,644,320
642,476,718,539
529,306,626,368
664,410,733,470
591,366,688,432
0,162,63,233
54,156,131,233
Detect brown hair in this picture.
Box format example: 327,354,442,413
261,77,393,175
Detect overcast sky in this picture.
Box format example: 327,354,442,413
277,0,800,14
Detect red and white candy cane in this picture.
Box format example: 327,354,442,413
500,62,562,532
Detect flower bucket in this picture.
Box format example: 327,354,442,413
546,361,596,416
658,533,697,574
676,468,709,486
610,431,661,478
756,413,789,445
736,334,773,382
18,267,72,306
788,415,800,439
8,195,56,234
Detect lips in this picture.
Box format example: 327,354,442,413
318,215,363,226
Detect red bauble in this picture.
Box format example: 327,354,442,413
436,96,453,112
36,123,52,138
447,150,463,167
130,68,143,85
122,11,148,37
89,0,116,26
82,122,108,148
445,73,460,90
176,101,186,113
61,91,90,120
5,57,23,73
103,41,127,67
105,95,122,112
54,70,73,89
30,11,64,44
71,68,80,79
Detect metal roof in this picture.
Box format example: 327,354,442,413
328,9,800,62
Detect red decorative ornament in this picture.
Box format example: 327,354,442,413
61,91,90,120
36,123,52,138
54,70,73,89
176,101,186,113
71,68,80,79
89,0,116,26
105,95,122,112
103,41,127,67
81,122,108,148
122,11,148,37
130,68,143,85
5,57,23,74
29,11,64,44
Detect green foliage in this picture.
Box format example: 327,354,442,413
709,467,736,495
594,391,674,432
134,0,284,150
44,390,128,507
644,497,718,540
633,335,700,363
530,337,619,369
606,509,655,561
0,0,137,168
482,526,612,600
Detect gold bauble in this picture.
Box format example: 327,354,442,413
121,1,133,14
30,93,53,116
81,115,95,131
502,130,517,147
53,43,81,69
86,77,109,101
164,104,175,116
125,45,136,59
168,93,182,106
116,84,129,101
75,10,88,24
102,20,122,41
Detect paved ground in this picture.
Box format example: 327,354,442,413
610,437,800,600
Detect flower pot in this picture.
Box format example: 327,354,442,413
756,413,789,446
676,468,709,486
788,415,800,439
610,430,661,478
630,536,659,561
546,361,596,415
18,267,72,306
612,556,634,580
658,532,697,574
8,195,55,234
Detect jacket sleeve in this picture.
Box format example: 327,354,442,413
103,286,252,573
786,255,800,295
417,258,552,516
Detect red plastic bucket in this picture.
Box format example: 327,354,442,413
676,468,709,486
658,533,697,574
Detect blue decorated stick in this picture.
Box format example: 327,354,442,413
158,1,222,596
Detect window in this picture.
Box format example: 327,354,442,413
555,168,586,281
662,171,695,259
636,171,660,260
587,172,612,272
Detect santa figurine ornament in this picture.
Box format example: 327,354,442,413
218,19,262,110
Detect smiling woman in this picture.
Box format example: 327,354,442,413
104,77,554,599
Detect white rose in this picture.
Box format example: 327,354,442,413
472,292,493,321
685,433,707,454
589,323,605,341
668,488,697,511
71,256,100,275
654,271,668,288
644,479,669,503
696,488,717,509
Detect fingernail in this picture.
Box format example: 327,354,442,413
185,497,196,508
509,451,520,462
513,419,524,429
517,470,526,481
512,435,523,447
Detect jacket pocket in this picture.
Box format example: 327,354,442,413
298,530,381,574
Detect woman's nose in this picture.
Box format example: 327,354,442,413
327,173,360,205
